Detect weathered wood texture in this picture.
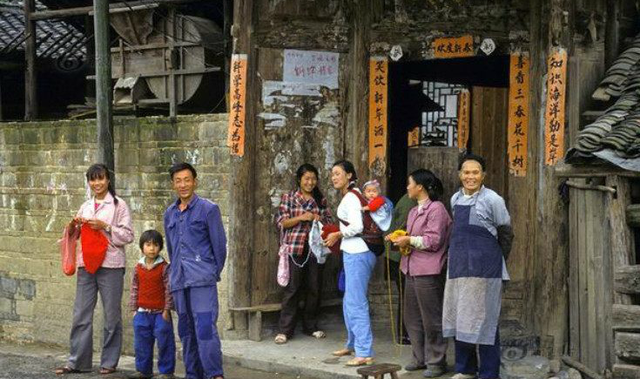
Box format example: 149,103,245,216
614,266,640,295
227,0,259,336
568,182,612,372
613,364,640,379
616,332,640,363
613,305,640,332
470,86,509,204
23,0,37,121
626,205,640,228
608,176,635,306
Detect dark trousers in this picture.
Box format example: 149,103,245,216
386,259,409,342
455,331,501,379
278,252,323,338
404,273,447,369
133,312,176,375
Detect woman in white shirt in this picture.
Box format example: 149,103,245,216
324,160,375,366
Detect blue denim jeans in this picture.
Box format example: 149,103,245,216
343,251,376,358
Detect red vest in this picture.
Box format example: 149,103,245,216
136,261,167,310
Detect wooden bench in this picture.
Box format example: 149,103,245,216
229,298,343,341
356,363,401,379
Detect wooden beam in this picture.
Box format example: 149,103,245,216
23,0,37,121
616,332,640,363
627,205,640,228
30,0,200,21
561,355,604,379
555,163,640,178
94,0,114,171
613,305,640,332
613,364,640,379
608,176,635,305
614,265,640,295
605,0,620,69
227,0,258,337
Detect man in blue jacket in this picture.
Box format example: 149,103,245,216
164,162,227,379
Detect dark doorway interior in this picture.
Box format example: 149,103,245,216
388,55,510,203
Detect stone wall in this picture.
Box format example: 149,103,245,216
0,114,230,354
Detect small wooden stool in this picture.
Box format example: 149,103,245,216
356,363,401,379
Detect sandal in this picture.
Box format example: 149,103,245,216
274,334,288,344
100,367,116,375
345,357,374,367
312,330,326,339
54,366,82,375
332,348,354,357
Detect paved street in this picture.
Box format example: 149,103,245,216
0,339,312,379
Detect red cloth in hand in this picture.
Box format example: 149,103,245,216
367,196,386,212
80,224,109,274
321,223,341,255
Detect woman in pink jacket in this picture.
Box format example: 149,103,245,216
55,164,134,375
389,169,452,378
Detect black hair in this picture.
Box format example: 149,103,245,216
139,229,164,251
458,154,486,171
409,169,444,201
296,163,326,209
86,163,118,204
332,160,358,190
169,162,198,180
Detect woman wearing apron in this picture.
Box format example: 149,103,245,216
443,154,513,379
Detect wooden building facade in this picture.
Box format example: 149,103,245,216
225,0,640,377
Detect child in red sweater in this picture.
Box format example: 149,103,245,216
362,179,393,231
128,230,175,379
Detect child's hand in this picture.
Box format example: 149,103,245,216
162,310,171,322
130,311,136,318
362,206,370,212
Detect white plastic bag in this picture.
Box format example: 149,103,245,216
309,220,331,264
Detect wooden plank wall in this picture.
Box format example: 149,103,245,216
568,181,613,373
407,147,460,210
470,86,509,203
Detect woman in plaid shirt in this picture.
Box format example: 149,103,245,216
274,164,333,344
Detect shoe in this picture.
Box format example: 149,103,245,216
451,373,476,379
400,336,411,345
332,348,354,357
424,366,447,378
345,357,374,366
156,375,175,379
405,363,427,371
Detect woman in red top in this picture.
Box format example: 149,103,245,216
274,164,333,344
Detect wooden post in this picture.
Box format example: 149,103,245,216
94,0,114,171
227,0,258,336
346,0,371,181
24,0,37,121
605,0,619,69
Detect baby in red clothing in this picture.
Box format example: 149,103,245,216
361,180,393,231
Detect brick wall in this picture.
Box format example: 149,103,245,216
0,114,230,353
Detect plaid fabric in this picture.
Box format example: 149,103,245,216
275,190,333,256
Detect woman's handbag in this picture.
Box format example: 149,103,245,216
60,226,78,276
277,246,290,287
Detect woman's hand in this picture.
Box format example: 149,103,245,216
86,219,109,231
323,231,341,247
298,212,317,222
384,234,393,242
69,216,84,228
393,236,411,248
